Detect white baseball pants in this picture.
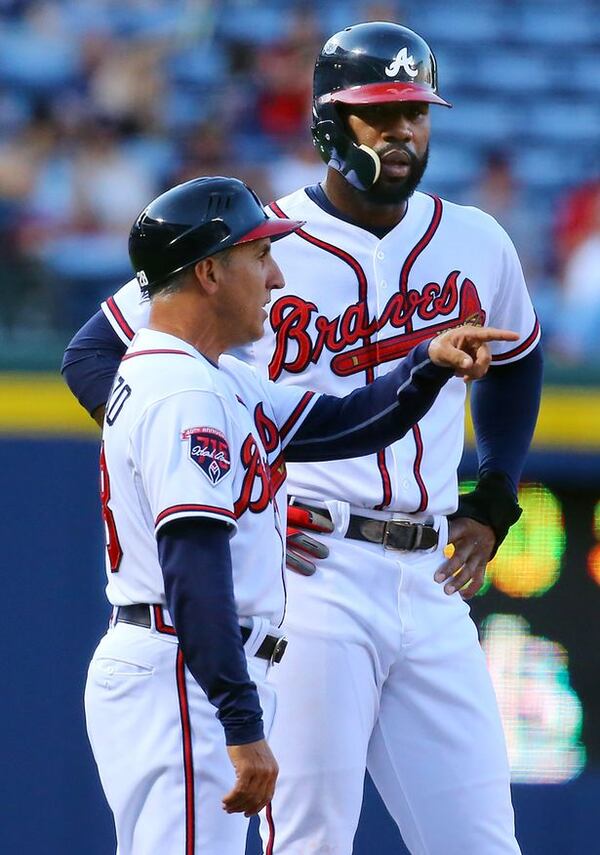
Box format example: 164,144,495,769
85,620,276,854
260,512,521,854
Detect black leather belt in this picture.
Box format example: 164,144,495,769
114,605,288,664
295,503,438,551
240,625,287,664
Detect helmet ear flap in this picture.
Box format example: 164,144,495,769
312,114,381,191
312,117,349,163
357,145,381,184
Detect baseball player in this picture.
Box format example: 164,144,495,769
82,173,517,854
64,22,543,855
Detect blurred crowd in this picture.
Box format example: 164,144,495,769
0,0,599,366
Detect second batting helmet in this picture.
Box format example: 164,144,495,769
129,176,303,294
312,22,451,191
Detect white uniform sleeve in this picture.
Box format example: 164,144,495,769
132,390,238,535
488,230,541,364
101,278,151,345
257,374,320,448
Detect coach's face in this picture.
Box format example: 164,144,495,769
343,101,431,204
218,238,284,346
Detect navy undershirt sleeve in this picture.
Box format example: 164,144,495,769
61,310,127,415
157,518,264,746
470,344,543,496
286,341,453,462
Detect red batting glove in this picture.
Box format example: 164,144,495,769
286,505,334,577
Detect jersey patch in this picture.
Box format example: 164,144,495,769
183,427,231,486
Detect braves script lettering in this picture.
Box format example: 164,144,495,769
254,402,280,454
269,272,485,379
234,434,272,517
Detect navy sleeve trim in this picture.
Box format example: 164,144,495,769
155,504,237,532
105,295,135,341
492,316,541,363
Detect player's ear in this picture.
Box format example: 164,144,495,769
193,258,219,296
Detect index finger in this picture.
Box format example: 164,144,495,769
462,326,519,343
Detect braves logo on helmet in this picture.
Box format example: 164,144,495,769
385,47,419,78
183,427,231,485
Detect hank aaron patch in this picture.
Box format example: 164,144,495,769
182,427,231,485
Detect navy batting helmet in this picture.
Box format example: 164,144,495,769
129,176,303,294
312,22,451,191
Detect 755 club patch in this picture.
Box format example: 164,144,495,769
182,427,231,485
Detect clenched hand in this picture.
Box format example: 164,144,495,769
434,517,496,598
223,739,279,817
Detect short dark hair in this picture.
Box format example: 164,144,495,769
146,267,191,300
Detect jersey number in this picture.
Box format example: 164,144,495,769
106,375,132,426
99,442,123,572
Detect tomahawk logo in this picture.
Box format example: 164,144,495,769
183,426,231,485
385,47,419,78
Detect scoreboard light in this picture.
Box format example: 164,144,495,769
588,500,600,585
458,482,566,598
481,614,586,783
466,483,600,781
588,544,600,586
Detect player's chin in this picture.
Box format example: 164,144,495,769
248,313,267,342
369,175,418,205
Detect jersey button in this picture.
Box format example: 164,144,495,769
381,280,387,289
402,479,410,489
377,251,385,259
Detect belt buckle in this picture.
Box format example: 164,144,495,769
270,636,288,665
383,520,420,551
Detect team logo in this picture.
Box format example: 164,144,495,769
269,273,486,380
233,434,271,517
384,47,419,78
136,270,149,289
183,427,231,485
254,402,280,453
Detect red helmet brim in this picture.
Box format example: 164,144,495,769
236,217,305,245
322,82,451,108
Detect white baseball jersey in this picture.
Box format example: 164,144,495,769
102,190,539,518
100,327,318,625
